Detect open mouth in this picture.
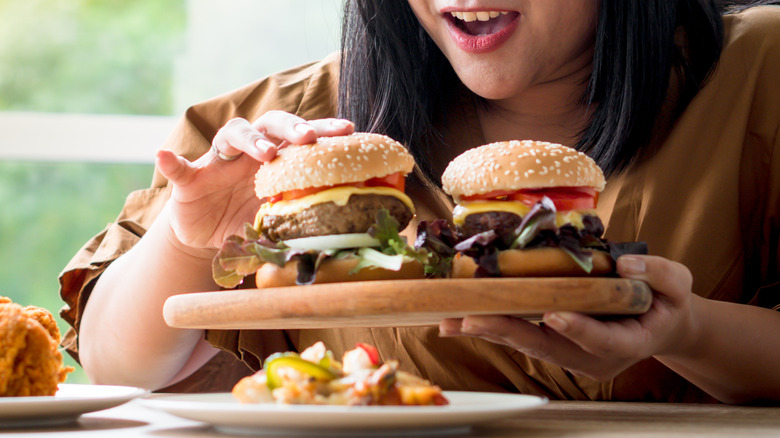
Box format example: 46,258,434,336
446,10,520,36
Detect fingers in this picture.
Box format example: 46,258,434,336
441,314,638,381
533,255,694,366
443,315,589,368
213,118,278,162
212,113,356,164
157,149,197,186
542,311,649,359
253,112,354,147
307,118,355,137
438,257,696,382
617,255,693,303
439,318,463,335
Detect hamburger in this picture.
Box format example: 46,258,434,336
213,132,429,288
440,140,645,278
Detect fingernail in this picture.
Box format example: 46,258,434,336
330,119,353,129
544,312,570,331
619,256,646,274
461,320,482,335
294,123,314,136
255,139,276,152
439,328,457,337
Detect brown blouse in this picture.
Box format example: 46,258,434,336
59,7,780,401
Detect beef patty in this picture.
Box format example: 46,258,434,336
460,211,523,239
259,194,413,241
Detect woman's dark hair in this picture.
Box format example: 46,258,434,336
338,0,778,182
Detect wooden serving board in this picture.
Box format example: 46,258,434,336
163,278,651,330
163,278,652,329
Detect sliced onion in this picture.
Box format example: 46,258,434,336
282,233,381,251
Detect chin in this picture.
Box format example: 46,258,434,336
468,85,518,101
453,63,527,101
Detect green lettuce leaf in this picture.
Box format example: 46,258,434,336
510,196,558,249
212,209,431,287
350,247,406,274
368,209,430,266
414,220,458,277
212,232,312,288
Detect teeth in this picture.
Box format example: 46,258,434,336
450,10,507,22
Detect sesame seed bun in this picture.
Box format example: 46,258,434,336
255,133,415,199
441,140,605,200
451,248,615,278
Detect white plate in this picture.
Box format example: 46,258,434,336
0,383,147,428
140,391,546,435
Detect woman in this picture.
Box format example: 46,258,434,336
62,0,780,403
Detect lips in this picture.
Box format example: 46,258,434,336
444,10,520,54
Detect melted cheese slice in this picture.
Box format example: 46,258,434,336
255,186,415,228
452,201,595,229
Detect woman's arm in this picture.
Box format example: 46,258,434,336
79,113,354,390
441,255,780,404
79,203,220,389
655,292,780,404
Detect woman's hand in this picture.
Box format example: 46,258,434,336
440,255,702,381
156,111,354,252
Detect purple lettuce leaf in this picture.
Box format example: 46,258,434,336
474,246,501,277
511,196,558,249
454,230,499,253
414,219,459,277
608,241,649,259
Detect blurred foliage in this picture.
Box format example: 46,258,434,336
0,0,184,385
0,0,185,115
0,161,154,384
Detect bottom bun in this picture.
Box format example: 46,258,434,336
451,247,615,278
255,257,426,288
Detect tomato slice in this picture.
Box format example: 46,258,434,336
282,186,321,201
366,172,405,191
460,189,518,202
460,187,598,211
258,194,283,204
274,172,405,203
356,342,380,366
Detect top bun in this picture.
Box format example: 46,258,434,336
442,140,605,199
255,132,415,198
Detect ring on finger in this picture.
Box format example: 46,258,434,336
211,143,242,162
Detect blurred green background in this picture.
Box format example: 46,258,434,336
0,161,153,384
0,0,183,384
0,0,185,115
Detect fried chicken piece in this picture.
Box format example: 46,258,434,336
0,297,73,397
23,304,61,341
